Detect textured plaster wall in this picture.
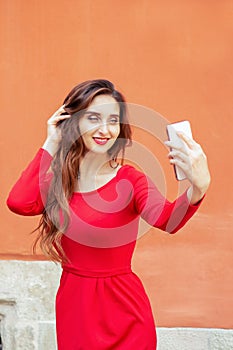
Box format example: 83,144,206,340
1,0,233,332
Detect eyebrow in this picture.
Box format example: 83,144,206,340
84,111,120,118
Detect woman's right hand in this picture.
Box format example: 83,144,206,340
42,105,71,156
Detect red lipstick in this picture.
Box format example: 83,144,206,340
93,137,109,145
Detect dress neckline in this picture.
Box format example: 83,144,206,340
73,164,129,195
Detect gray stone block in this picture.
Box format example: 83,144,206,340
0,261,61,350
208,329,233,350
38,321,57,350
13,322,36,350
157,328,233,350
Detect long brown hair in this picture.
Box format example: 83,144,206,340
33,79,132,262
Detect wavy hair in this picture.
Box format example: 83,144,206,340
33,79,132,262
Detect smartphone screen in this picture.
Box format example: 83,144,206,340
166,120,193,181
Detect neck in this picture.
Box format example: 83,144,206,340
78,151,115,179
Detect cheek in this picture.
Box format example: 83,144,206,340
79,123,97,139
111,125,120,138
79,122,90,135
78,126,93,147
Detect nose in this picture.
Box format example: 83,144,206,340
98,121,109,134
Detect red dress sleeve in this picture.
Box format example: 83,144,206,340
131,168,204,234
6,148,53,216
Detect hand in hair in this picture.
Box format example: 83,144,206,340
42,105,71,156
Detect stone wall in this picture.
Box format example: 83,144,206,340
157,328,233,350
0,261,61,350
0,261,233,350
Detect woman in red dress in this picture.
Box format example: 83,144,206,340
7,79,210,349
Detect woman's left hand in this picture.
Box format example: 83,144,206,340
165,132,211,203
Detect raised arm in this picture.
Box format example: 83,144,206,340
6,149,53,215
7,105,71,215
133,171,204,234
133,132,210,233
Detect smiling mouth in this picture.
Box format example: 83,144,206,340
93,137,110,145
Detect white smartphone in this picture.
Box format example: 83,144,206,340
166,120,193,181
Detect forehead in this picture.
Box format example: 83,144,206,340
87,95,120,115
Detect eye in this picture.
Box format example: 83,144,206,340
88,115,99,122
109,117,119,124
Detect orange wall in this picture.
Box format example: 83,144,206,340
1,0,232,329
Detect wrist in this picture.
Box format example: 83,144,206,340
194,177,211,196
42,138,59,157
187,185,207,205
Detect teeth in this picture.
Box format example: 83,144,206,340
94,138,108,140
93,137,109,144
93,138,108,141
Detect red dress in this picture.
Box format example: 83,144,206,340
7,149,203,350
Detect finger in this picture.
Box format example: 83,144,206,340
168,150,190,162
54,105,67,115
49,105,70,119
164,140,189,154
177,132,197,150
169,158,189,172
48,113,71,125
